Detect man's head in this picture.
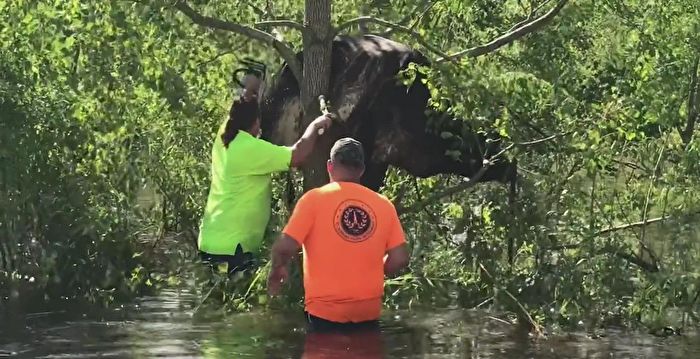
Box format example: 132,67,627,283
327,138,365,182
221,98,261,148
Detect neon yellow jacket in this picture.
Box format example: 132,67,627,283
198,121,292,255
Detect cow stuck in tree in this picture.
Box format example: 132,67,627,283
260,35,517,193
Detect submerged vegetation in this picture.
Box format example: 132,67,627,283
1,0,699,335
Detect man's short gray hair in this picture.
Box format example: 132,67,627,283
330,137,365,168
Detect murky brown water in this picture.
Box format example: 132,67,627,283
1,288,699,358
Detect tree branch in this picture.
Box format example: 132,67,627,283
546,209,700,272
596,216,670,236
545,242,659,272
681,55,700,146
173,1,303,83
255,20,305,32
396,165,488,214
611,158,646,172
515,132,568,146
437,0,569,62
333,16,455,62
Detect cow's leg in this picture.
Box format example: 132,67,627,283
361,161,389,192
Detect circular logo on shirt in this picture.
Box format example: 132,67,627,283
334,200,376,243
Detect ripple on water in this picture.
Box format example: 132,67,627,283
1,290,699,359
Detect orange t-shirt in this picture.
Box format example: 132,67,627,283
283,181,406,323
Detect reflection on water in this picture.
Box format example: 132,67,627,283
303,329,384,359
1,288,699,358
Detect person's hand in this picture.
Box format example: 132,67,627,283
312,114,333,134
267,265,289,297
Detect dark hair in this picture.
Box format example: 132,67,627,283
221,97,260,148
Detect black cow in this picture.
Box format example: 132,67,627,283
260,35,516,192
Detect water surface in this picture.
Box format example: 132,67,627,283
1,288,698,358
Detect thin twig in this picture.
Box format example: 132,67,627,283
640,144,665,244
193,276,222,314
487,316,513,325
474,296,494,309
515,132,567,146
589,171,597,233
596,216,671,236
243,266,266,301
437,0,569,62
545,243,581,251
610,158,646,172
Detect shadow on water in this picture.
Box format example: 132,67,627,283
1,288,699,359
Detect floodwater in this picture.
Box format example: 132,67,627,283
1,288,699,359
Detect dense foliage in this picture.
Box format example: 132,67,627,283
1,0,699,334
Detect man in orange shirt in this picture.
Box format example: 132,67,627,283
267,137,410,331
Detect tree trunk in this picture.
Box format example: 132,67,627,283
300,0,333,190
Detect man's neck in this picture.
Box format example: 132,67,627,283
331,177,362,184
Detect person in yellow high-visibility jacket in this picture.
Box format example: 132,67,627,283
198,75,332,275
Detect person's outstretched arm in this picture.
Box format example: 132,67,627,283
290,115,333,167
239,74,330,169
